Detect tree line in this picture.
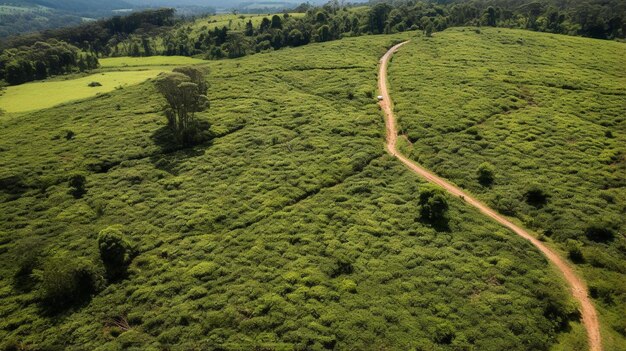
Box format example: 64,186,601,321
104,0,624,59
0,40,99,85
0,1,622,85
0,8,177,55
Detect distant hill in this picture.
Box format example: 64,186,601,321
1,0,132,13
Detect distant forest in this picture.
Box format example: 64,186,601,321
0,0,624,85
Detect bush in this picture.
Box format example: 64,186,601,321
524,184,548,207
477,162,495,186
565,239,584,263
419,185,449,223
68,173,86,198
585,222,616,243
98,226,132,280
38,254,103,310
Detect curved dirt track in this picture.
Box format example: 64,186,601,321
378,41,602,351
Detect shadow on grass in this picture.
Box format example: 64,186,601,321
149,122,213,175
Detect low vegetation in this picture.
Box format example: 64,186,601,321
390,27,626,350
0,33,585,350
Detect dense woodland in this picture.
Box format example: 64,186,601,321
0,40,99,85
0,0,624,86
97,0,626,59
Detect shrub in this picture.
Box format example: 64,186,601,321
524,184,548,207
37,254,103,310
585,222,616,243
565,239,584,263
477,162,495,186
98,226,132,280
68,173,86,198
419,185,449,223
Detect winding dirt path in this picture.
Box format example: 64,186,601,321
379,41,602,351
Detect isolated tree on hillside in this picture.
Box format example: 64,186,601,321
477,162,495,186
98,226,132,280
419,185,449,223
155,66,209,146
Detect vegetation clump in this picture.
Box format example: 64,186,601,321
68,173,86,199
155,66,210,146
476,162,495,186
524,184,549,207
37,254,103,311
98,226,133,281
0,40,98,85
418,185,449,224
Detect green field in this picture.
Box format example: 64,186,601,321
0,32,590,350
99,56,207,68
389,27,626,350
0,56,209,113
0,70,163,113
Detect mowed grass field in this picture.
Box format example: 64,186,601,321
0,71,161,113
0,56,208,113
0,33,587,350
389,27,626,350
99,56,207,68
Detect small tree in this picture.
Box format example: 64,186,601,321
155,67,209,146
524,184,548,207
98,226,132,280
477,162,495,186
68,173,87,198
565,239,584,263
419,185,449,223
585,221,616,243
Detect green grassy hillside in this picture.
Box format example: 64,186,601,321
0,56,208,113
0,33,585,350
389,27,626,350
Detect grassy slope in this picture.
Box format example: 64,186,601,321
389,27,626,350
0,57,208,113
0,71,162,113
0,34,584,350
99,56,207,68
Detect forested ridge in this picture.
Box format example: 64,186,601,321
1,0,623,86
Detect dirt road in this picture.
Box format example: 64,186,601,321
378,41,602,351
